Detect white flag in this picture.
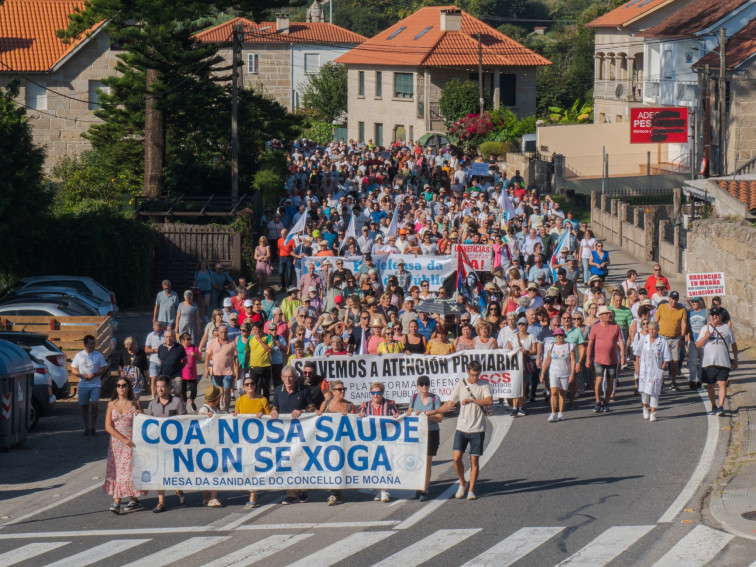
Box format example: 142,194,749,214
387,206,399,238
499,190,516,222
284,211,307,246
340,214,356,253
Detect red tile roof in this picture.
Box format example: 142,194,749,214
334,6,550,68
692,19,756,71
0,0,104,73
585,0,677,29
194,18,366,46
718,179,756,211
639,0,750,38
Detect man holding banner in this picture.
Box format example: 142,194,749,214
435,361,492,501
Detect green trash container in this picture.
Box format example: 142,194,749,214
0,339,34,450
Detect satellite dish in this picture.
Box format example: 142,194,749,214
615,84,624,99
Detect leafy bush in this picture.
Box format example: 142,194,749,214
486,109,537,145
448,112,496,154
478,141,511,158
301,118,334,145
439,80,487,130
253,149,288,210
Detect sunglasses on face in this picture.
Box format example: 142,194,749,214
116,383,129,389
332,387,346,392
370,391,382,396
244,382,254,387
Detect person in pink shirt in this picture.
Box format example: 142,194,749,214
587,306,626,413
179,332,200,412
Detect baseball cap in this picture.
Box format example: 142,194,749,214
517,317,528,325
223,298,233,307
669,291,680,299
526,282,538,291
243,299,253,307
710,307,722,315
690,297,704,303
552,327,565,336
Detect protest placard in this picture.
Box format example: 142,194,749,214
685,272,725,297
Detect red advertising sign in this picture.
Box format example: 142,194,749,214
630,107,688,144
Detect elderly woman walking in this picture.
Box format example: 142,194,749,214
636,321,671,422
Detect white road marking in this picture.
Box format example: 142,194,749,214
120,536,230,567
651,525,734,566
286,531,395,567
394,414,512,530
658,392,720,522
555,525,654,566
42,539,148,567
236,521,399,531
0,527,209,539
461,526,564,566
2,482,101,526
202,533,314,567
0,542,69,567
207,497,284,531
372,528,480,566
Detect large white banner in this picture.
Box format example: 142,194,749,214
291,350,524,404
132,414,428,491
304,254,454,290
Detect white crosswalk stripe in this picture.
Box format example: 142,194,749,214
120,536,230,567
0,542,70,567
372,528,480,567
555,525,655,566
651,525,734,567
286,531,395,567
461,526,565,567
202,534,314,567
42,539,149,567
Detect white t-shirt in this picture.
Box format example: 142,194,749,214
701,324,735,368
449,379,492,433
546,342,573,380
71,349,108,388
145,331,163,365
580,237,595,260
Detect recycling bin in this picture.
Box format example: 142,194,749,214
0,340,34,450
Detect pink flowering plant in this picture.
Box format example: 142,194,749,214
448,112,498,154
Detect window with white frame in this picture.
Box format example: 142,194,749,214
304,53,320,75
25,82,47,110
88,80,110,110
248,53,259,74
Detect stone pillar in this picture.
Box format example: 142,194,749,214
644,211,654,261
673,188,683,218
493,70,501,110
595,55,603,80
673,225,681,273
627,57,635,101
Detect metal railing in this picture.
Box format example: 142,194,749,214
603,186,674,205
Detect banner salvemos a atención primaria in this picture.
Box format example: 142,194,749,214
291,349,524,405
132,413,428,491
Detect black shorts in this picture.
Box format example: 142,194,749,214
453,430,485,456
427,429,440,457
702,366,729,385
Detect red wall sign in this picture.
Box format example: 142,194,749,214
630,107,688,144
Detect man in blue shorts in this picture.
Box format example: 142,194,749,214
72,334,108,436
435,361,492,501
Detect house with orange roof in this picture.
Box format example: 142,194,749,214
0,0,119,170
332,6,550,145
194,13,366,112
585,0,696,125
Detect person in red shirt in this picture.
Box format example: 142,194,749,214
278,228,296,290
644,264,670,296
587,305,626,413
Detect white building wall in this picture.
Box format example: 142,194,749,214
292,43,355,111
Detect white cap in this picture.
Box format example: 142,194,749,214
243,299,253,307
308,286,317,292
223,298,233,307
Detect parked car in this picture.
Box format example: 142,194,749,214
0,289,119,333
0,298,99,318
27,352,56,430
11,276,118,317
0,331,69,399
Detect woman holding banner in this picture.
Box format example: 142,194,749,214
234,375,270,508
407,375,443,501
507,318,537,417
427,326,454,356
318,380,356,506
359,382,400,503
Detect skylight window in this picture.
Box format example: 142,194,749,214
414,26,432,40
638,0,654,6
387,26,406,40
624,0,644,7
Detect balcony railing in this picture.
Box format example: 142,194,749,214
594,79,642,101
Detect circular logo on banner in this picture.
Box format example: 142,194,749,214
395,454,424,472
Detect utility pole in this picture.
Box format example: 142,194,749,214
330,0,333,24
704,64,711,177
231,22,241,200
478,32,484,115
718,27,727,176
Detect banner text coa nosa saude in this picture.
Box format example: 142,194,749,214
132,413,428,491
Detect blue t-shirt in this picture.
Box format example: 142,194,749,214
194,270,212,292
322,231,338,250
408,392,442,431
688,308,708,340
416,318,437,342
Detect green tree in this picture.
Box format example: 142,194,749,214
300,62,348,123
0,81,51,276
439,79,488,129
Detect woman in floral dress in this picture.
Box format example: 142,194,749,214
103,378,146,514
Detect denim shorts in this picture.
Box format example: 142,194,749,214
78,385,101,405
212,374,234,389
593,362,617,381
149,361,160,377
453,430,485,456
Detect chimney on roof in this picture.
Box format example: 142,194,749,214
533,26,546,35
440,8,462,32
276,13,290,34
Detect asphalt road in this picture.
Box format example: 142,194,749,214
2,372,756,567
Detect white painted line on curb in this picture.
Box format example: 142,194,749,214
658,391,720,523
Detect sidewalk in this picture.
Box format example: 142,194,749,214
599,240,756,541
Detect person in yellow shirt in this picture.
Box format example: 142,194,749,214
377,326,404,354
234,375,270,508
248,321,273,400
654,291,687,389
280,286,302,324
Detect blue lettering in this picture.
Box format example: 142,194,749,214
185,420,205,444
221,448,243,473
303,446,324,471
266,419,284,443
379,418,400,442
196,448,218,473
219,419,238,443
173,448,194,472
286,420,306,443
242,419,264,444
276,446,292,472
142,418,159,444
356,417,377,441
335,416,356,441
324,446,345,472
162,420,183,445
255,447,273,472
403,417,419,443
372,446,391,471
347,445,369,471
315,416,334,442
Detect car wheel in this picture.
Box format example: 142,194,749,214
30,398,40,431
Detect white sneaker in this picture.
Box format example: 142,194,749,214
557,412,564,421
643,407,650,420
547,413,556,422
649,413,657,422
455,484,466,499
380,490,390,502
467,491,477,501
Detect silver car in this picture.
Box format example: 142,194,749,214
14,276,118,317
0,331,69,399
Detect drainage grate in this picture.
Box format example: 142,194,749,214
741,511,756,521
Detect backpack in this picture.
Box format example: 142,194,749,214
410,392,439,411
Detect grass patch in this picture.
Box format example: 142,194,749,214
551,193,590,224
